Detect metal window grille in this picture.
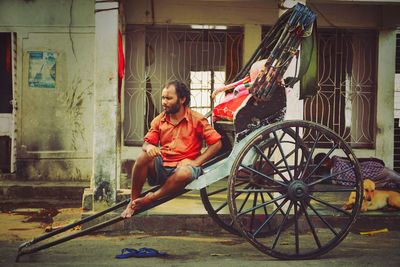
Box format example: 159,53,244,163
303,30,378,148
189,70,226,116
124,25,243,145
396,33,400,74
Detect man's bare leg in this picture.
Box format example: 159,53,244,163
131,166,193,211
121,152,156,218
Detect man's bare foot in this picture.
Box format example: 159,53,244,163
131,192,156,211
121,200,135,218
121,192,156,218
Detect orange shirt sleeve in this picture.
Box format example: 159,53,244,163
144,115,161,145
198,117,221,145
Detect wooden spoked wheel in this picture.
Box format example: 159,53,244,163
201,126,309,237
228,120,363,259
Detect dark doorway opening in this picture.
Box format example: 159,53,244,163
0,33,12,113
0,32,12,173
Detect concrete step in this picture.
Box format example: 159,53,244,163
2,180,400,235
80,189,400,234
79,212,400,235
2,189,400,237
0,179,88,208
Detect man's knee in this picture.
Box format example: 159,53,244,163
174,166,193,182
133,152,154,175
134,151,153,167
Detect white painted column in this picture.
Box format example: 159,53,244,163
243,24,261,64
91,1,120,207
376,30,396,168
273,0,307,212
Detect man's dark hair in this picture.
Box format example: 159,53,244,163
166,80,190,106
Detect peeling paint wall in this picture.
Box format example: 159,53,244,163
0,0,95,180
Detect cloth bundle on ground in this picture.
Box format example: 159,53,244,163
314,153,400,189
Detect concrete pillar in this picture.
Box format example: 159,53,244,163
83,1,120,210
243,24,261,64
376,30,396,168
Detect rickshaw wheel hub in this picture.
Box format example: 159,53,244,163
287,180,308,201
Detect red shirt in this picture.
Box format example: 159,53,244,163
144,108,221,167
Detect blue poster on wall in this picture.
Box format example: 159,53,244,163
28,51,57,89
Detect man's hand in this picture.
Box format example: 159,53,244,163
177,158,200,168
145,144,160,158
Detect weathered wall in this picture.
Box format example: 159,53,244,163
125,0,278,26
1,0,399,182
125,0,400,28
0,0,95,180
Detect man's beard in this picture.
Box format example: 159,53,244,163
164,101,181,114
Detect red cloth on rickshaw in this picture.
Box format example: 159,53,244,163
212,94,251,121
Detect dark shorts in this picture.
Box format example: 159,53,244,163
148,156,203,186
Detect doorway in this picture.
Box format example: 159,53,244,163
0,32,15,173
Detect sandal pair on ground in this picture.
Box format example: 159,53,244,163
115,247,167,259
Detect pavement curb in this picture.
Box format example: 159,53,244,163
80,212,400,235
81,213,228,234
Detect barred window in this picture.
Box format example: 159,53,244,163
123,25,242,145
190,70,226,116
304,30,378,149
396,33,400,74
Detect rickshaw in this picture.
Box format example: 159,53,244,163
16,3,363,261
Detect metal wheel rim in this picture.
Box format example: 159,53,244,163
201,130,310,237
228,120,363,260
200,180,241,236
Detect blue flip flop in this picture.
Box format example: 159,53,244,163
115,247,167,259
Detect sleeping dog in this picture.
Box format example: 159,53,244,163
343,179,400,211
